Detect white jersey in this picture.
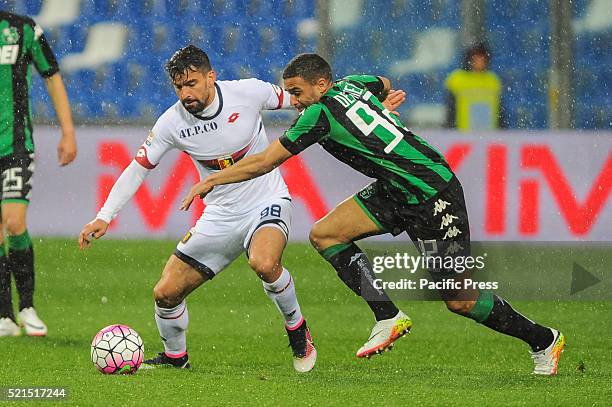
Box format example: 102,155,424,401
136,78,290,215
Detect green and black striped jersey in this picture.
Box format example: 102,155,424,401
279,75,455,204
0,11,59,157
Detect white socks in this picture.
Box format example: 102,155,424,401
262,268,303,329
153,269,302,356
154,300,189,357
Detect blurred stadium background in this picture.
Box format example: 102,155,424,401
2,0,611,129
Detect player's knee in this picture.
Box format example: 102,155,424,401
153,283,183,308
445,299,476,316
309,221,333,250
4,216,26,236
248,255,281,280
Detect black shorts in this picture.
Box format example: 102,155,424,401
354,176,471,261
0,154,35,203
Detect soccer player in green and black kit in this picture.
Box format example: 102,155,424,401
0,11,77,337
180,53,565,375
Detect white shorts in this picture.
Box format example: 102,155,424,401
174,197,292,279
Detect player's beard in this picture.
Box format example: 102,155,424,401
182,98,206,114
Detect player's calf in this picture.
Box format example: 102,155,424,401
444,299,477,316
153,300,190,362
458,291,562,374
260,267,316,372
149,256,207,369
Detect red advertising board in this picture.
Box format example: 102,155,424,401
27,127,612,241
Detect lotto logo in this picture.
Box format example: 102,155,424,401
228,113,240,123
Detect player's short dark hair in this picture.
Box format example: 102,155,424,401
463,43,491,70
166,45,212,80
282,53,333,83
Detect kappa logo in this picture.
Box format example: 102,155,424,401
443,226,462,240
144,131,155,146
349,253,363,267
439,213,459,229
228,112,240,123
433,199,451,216
444,241,464,255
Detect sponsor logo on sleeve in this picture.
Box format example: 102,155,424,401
0,27,20,65
145,131,155,146
135,146,155,169
2,27,19,44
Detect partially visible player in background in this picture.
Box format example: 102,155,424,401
445,43,507,131
79,45,316,372
181,53,565,375
0,11,77,337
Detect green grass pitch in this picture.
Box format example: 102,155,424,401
1,239,611,405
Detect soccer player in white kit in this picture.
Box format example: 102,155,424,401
78,45,316,372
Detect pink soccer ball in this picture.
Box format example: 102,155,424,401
90,324,144,374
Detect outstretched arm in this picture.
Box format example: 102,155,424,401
78,161,151,249
180,140,293,210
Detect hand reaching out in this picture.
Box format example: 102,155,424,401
382,89,407,116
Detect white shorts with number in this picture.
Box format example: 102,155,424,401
174,197,292,279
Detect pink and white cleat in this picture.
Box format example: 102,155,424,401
0,317,21,337
18,307,47,337
531,328,565,376
286,319,317,373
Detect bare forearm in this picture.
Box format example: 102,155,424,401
207,153,276,187
45,73,74,134
180,140,293,210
